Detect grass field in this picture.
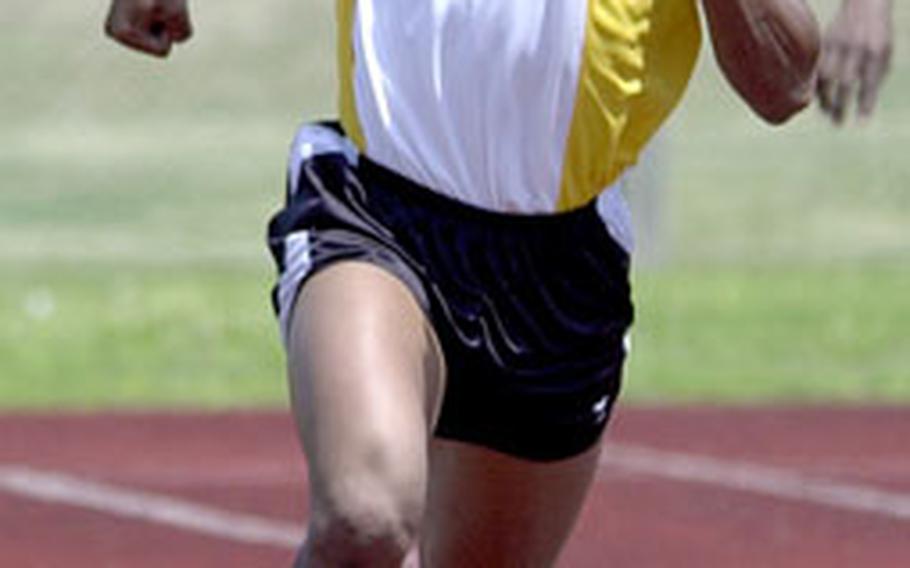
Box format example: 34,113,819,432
1,1,908,409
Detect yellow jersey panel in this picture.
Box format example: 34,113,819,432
558,0,702,210
336,0,701,214
337,0,365,150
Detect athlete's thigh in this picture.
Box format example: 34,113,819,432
287,261,445,524
421,438,604,568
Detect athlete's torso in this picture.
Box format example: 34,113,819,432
337,0,702,213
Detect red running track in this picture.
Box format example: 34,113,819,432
0,407,908,567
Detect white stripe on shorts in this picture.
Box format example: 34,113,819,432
596,179,635,255
287,124,359,198
277,231,313,349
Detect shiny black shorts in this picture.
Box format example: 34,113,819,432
267,124,634,461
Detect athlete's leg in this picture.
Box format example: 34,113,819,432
420,438,603,568
287,262,445,567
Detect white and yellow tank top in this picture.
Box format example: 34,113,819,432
335,0,701,219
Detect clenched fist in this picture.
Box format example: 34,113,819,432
105,0,193,58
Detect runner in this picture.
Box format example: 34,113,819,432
105,1,820,566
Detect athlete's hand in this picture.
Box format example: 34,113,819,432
817,0,893,124
105,0,193,58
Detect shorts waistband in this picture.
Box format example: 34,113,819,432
358,155,599,230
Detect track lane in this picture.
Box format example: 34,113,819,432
1,408,908,567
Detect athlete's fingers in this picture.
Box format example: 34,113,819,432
857,45,891,119
829,46,862,124
105,4,170,57
817,0,893,124
104,1,191,57
109,23,174,58
815,39,840,118
164,6,193,44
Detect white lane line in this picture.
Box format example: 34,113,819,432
602,443,910,522
3,443,908,553
0,465,302,549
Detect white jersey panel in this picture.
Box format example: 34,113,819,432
351,0,588,213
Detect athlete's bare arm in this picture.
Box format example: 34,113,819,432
105,0,192,58
702,0,821,125
817,0,893,124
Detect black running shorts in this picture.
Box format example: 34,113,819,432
267,123,634,462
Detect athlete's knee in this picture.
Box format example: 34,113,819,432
303,483,422,567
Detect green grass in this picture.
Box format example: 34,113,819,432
627,263,910,402
1,261,285,408
1,0,908,409
2,261,907,408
